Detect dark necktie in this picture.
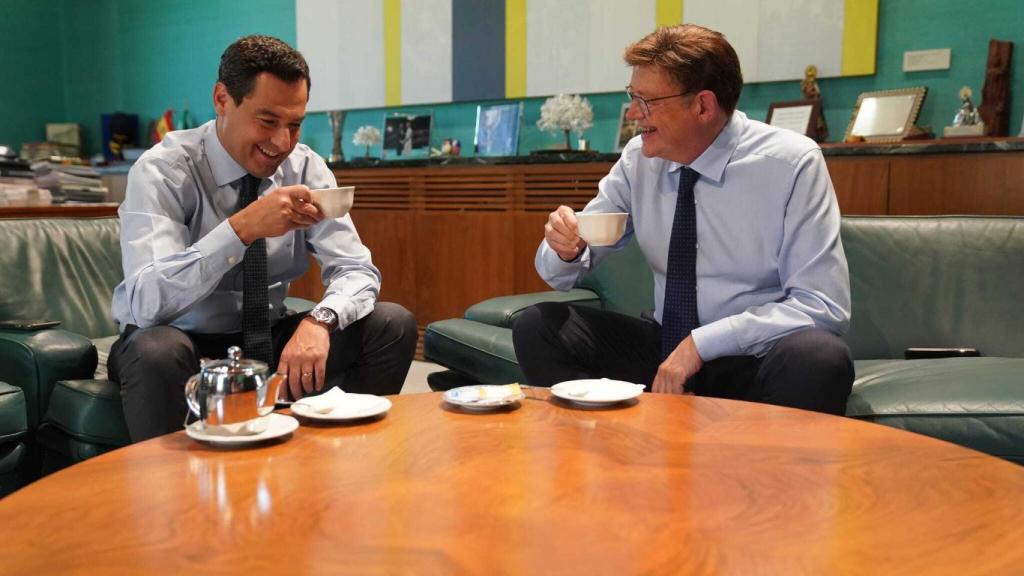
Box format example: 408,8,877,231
239,174,273,366
661,167,700,360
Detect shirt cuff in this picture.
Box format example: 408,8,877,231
690,317,743,361
317,294,369,331
194,219,248,278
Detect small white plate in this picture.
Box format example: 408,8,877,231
443,385,525,411
291,394,392,421
186,413,298,446
551,379,645,406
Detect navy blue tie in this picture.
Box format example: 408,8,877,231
238,174,273,366
661,167,699,360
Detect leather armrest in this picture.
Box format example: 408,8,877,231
464,289,601,328
0,329,97,429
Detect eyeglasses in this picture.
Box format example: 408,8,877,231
625,86,695,117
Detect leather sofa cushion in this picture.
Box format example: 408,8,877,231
849,358,1024,463
0,382,27,442
43,379,130,446
0,217,122,339
424,319,525,385
842,217,1024,359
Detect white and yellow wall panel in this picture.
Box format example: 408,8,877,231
296,0,876,110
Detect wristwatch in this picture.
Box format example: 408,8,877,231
309,306,339,331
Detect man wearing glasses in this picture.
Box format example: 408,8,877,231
513,24,853,415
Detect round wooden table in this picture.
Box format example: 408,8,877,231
3,391,1024,574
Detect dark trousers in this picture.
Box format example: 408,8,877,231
512,302,854,415
108,302,418,442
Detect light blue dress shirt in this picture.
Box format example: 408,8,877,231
111,120,381,334
536,111,850,361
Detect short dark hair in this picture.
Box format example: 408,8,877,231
218,35,310,105
624,24,743,114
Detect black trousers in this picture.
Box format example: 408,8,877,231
108,302,418,442
512,302,854,415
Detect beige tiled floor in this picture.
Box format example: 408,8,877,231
399,360,445,395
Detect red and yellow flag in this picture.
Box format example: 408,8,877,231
151,109,175,143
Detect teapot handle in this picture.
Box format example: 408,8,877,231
184,374,205,419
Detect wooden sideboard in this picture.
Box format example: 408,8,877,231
824,137,1024,215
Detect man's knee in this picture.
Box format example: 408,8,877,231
371,302,417,345
774,328,853,374
760,328,854,414
512,302,569,342
115,326,197,377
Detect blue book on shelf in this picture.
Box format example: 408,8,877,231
475,103,522,157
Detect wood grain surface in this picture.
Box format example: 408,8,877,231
2,391,1023,575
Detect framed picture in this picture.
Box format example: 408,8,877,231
844,87,928,143
475,103,522,157
382,112,432,159
766,100,822,140
615,103,639,152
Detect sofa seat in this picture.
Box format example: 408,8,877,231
36,379,130,473
849,358,1024,463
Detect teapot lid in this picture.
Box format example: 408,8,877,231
201,346,268,376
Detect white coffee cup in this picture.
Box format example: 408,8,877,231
309,186,355,219
576,212,628,246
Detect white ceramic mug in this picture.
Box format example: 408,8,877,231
576,212,628,246
309,186,355,219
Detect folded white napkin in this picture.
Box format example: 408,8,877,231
293,387,385,417
294,387,348,414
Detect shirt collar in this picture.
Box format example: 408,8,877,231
202,120,249,188
667,110,745,184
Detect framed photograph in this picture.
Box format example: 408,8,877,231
474,103,522,157
766,100,821,139
844,87,928,143
382,112,432,159
615,103,639,152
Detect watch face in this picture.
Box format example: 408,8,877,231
313,307,336,326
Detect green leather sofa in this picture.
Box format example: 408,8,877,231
0,216,314,490
425,216,1024,464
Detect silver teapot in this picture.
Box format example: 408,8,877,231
184,346,285,436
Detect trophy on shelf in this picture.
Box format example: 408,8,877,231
943,87,986,138
328,110,346,163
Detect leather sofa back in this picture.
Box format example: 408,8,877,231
579,239,654,318
842,216,1024,359
0,217,122,339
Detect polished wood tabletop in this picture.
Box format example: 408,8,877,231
2,391,1023,575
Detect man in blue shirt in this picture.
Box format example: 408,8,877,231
108,36,417,441
514,25,853,414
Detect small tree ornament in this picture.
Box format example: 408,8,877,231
352,125,382,159
537,94,594,150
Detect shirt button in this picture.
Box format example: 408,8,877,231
227,256,237,265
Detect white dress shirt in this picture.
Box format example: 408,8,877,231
536,111,850,361
111,120,380,334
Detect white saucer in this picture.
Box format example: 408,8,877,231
186,413,298,446
551,378,645,406
443,385,525,411
291,394,392,421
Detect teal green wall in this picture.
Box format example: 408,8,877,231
0,0,67,150
1,0,1021,159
